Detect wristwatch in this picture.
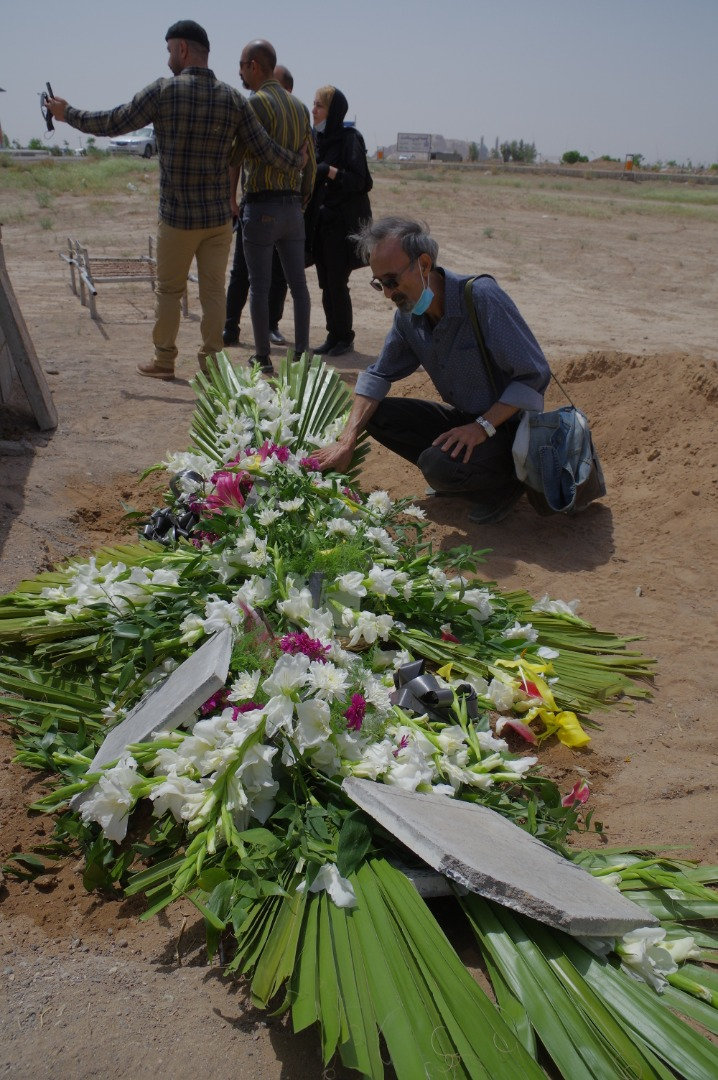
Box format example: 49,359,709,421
475,416,496,438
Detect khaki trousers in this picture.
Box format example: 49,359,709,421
153,220,233,369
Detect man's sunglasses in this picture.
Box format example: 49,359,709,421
369,258,416,292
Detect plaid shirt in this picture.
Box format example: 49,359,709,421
65,68,302,229
234,80,315,202
356,270,550,414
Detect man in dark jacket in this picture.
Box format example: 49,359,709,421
309,87,372,357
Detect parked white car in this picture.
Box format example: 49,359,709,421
109,127,157,158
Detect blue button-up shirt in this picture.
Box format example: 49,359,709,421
355,269,550,415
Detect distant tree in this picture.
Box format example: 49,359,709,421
562,150,588,165
500,139,537,164
631,153,644,168
1,133,9,149
28,138,43,150
468,141,479,163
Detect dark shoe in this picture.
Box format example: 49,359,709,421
327,339,354,357
467,484,524,525
248,355,275,376
269,327,286,345
312,338,337,355
222,328,240,347
137,360,174,380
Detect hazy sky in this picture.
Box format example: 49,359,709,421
2,0,716,164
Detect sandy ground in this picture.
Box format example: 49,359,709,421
1,161,717,1078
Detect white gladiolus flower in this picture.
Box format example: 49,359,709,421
367,565,399,598
502,621,539,643
348,739,395,779
79,754,140,842
294,698,332,751
476,729,509,753
487,678,516,712
537,645,560,660
334,571,367,598
296,863,357,909
428,566,449,588
436,725,468,755
233,575,273,608
458,588,494,621
202,596,243,634
150,772,210,823
277,587,314,623
532,595,581,617
616,927,678,992
264,695,296,738
263,653,310,696
344,610,394,647
163,450,214,477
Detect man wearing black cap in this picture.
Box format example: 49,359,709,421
47,20,306,381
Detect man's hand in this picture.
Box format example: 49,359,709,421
312,441,356,475
47,97,68,123
432,422,487,464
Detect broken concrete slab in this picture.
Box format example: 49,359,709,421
343,777,657,936
71,627,233,809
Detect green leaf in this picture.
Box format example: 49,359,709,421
336,811,373,878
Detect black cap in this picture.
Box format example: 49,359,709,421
165,20,210,52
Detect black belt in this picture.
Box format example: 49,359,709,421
244,190,301,204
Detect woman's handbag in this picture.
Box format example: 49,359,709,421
464,277,606,516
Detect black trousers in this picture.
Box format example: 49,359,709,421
314,225,354,343
366,397,520,496
225,220,287,333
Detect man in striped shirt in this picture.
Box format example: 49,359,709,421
46,20,306,381
232,39,316,376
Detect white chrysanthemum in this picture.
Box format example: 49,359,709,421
366,490,393,516
79,754,139,842
243,538,269,568
179,612,205,644
363,675,393,717
228,669,262,702
256,507,282,526
278,497,305,512
306,660,349,701
365,526,398,557
324,517,357,537
402,504,426,520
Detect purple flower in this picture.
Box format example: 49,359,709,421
344,693,366,732
300,455,321,471
393,734,410,758
231,702,262,720
200,688,230,716
279,631,329,663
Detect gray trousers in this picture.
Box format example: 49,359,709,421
242,197,310,357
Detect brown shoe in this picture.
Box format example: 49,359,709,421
137,361,175,380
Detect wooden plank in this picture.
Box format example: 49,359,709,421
0,225,57,430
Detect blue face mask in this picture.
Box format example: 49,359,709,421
409,263,434,316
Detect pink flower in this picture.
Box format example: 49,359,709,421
393,733,410,758
279,632,329,663
200,688,230,716
231,702,262,720
257,441,289,463
344,693,366,732
342,486,362,503
441,630,460,643
203,470,252,512
561,779,591,808
300,455,321,471
495,717,538,745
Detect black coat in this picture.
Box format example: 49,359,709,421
306,89,372,268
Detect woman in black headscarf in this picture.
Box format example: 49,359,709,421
308,86,372,357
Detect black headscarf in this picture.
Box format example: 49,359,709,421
315,88,349,166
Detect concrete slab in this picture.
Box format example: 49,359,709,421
343,777,657,936
71,628,233,808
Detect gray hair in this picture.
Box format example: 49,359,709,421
352,216,439,267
